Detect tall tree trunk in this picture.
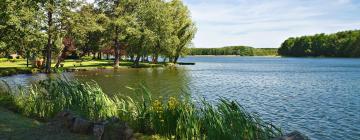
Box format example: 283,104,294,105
152,43,161,63
152,54,158,63
174,46,185,63
169,57,174,63
106,54,109,60
114,27,120,68
98,52,102,60
45,6,53,73
26,53,29,67
174,55,180,63
134,53,141,67
140,55,144,62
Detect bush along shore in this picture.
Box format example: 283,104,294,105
0,79,309,140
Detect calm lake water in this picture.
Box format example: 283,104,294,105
1,56,360,140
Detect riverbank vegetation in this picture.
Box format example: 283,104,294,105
278,30,360,57
0,79,282,139
189,46,278,56
0,0,196,73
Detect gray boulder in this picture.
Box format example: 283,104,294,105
93,123,105,140
53,111,135,140
273,131,310,140
102,119,135,140
71,117,94,134
54,111,94,134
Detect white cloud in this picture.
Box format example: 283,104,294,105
85,0,360,48
183,0,360,48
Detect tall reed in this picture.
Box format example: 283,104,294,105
3,79,118,121
0,78,282,139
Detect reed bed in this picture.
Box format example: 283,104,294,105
0,79,282,139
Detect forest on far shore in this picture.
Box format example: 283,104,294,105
189,46,278,56
190,30,360,57
278,30,360,57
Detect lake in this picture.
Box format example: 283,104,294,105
1,56,360,140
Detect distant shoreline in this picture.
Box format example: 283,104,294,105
187,55,360,58
188,55,280,57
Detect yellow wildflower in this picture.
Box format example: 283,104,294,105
167,97,178,110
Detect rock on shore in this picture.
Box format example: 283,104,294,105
272,131,310,140
53,111,134,140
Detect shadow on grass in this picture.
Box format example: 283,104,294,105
0,107,94,140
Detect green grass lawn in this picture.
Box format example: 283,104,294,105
0,107,94,140
0,58,166,77
0,58,165,68
0,59,114,68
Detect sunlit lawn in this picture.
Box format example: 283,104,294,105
0,58,163,69
0,58,166,76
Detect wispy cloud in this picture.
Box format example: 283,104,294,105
183,0,360,48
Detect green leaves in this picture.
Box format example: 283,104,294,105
1,0,197,66
279,30,360,57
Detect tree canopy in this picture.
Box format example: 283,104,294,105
0,0,197,71
189,46,278,56
278,30,360,57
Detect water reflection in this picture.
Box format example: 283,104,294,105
0,67,191,99
73,67,191,98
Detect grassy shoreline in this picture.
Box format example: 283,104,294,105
0,59,169,77
0,78,283,139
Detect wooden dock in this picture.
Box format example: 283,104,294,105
177,62,195,65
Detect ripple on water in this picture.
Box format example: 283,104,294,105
1,57,360,140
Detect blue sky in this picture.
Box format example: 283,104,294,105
87,0,360,48
182,0,360,48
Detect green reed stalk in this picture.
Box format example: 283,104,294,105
0,78,282,139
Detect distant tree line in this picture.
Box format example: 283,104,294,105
278,30,360,57
0,0,196,72
189,46,278,56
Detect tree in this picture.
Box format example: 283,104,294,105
0,0,45,64
278,30,360,57
96,0,136,68
169,0,197,63
54,3,104,68
1,0,198,67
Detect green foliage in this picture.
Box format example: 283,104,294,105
1,0,197,69
200,99,281,140
7,79,118,121
190,46,278,56
0,79,282,139
116,85,281,139
278,30,360,57
0,0,45,58
97,0,197,65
